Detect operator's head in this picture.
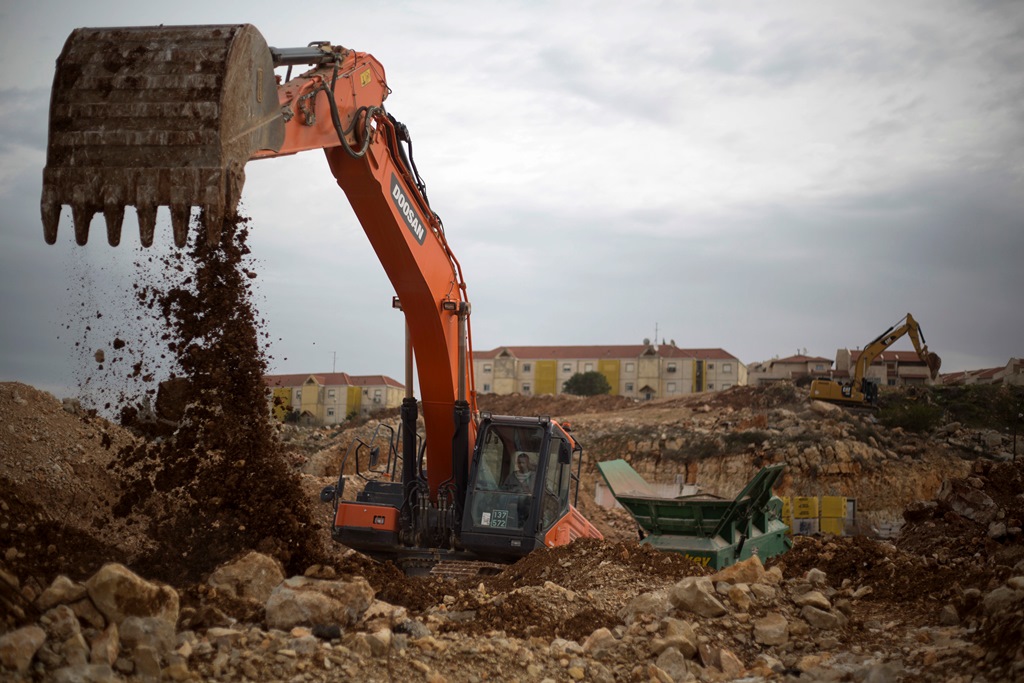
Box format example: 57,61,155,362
516,452,530,471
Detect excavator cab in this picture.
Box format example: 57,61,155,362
459,415,594,562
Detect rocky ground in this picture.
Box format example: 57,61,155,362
2,380,1023,682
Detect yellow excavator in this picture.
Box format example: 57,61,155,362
809,313,941,407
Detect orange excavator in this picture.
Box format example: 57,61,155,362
809,313,941,407
41,24,601,572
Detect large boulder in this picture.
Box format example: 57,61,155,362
669,577,728,618
36,575,88,611
84,563,180,626
753,612,789,645
0,625,46,674
710,556,765,585
265,576,375,631
207,551,285,603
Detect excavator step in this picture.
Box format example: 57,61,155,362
41,24,284,247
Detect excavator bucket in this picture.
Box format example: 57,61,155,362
41,24,284,248
924,351,942,379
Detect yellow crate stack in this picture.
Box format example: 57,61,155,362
792,496,819,518
820,496,847,518
790,496,818,536
820,495,847,536
784,495,853,536
819,517,845,535
779,496,792,534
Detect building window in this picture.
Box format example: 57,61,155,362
708,363,715,370
523,363,531,372
327,407,335,417
584,363,594,372
295,389,302,398
328,389,336,398
483,364,492,373
667,382,677,392
562,363,572,373
625,362,635,373
722,363,731,373
708,383,714,390
815,364,824,372
522,383,531,394
483,383,491,392
625,382,634,392
667,363,677,373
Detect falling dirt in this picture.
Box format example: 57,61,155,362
99,214,330,585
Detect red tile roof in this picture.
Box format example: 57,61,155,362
850,350,929,363
473,345,739,361
771,355,833,365
264,373,404,389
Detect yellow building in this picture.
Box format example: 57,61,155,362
264,373,405,425
472,343,746,398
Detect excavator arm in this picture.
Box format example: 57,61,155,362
852,313,942,386
41,25,475,501
41,24,601,571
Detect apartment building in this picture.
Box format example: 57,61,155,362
748,354,834,386
264,372,404,425
942,358,1023,386
472,343,746,399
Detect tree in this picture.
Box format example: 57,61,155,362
563,371,612,397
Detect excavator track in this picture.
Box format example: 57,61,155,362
41,24,284,248
428,560,507,580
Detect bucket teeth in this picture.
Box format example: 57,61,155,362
138,205,157,248
171,204,191,248
72,205,95,246
203,204,224,246
41,189,60,245
104,204,125,247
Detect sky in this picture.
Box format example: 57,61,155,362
1,0,1022,400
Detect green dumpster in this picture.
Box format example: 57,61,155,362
597,460,792,570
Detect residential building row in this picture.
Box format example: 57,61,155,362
748,351,1023,389
940,358,1023,387
264,353,1020,425
471,342,747,399
747,348,939,388
264,373,405,425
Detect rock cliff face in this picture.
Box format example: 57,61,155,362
557,391,977,532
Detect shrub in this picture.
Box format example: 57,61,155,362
563,371,612,396
723,430,770,449
879,403,943,433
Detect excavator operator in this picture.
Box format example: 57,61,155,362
503,452,536,493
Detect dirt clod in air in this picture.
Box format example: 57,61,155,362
110,215,329,585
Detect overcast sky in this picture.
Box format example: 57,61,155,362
1,0,1022,399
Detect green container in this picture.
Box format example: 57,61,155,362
597,460,792,570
